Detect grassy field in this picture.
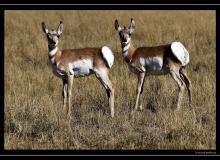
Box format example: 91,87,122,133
4,10,216,150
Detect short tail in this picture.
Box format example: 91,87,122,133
101,46,114,69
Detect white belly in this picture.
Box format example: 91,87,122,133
69,59,93,77
140,57,164,74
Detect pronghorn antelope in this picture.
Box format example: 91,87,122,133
42,21,115,117
114,18,191,111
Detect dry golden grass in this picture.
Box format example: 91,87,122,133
4,10,216,150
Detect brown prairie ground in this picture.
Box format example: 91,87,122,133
4,10,216,149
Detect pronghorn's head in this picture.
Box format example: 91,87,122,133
114,18,135,45
42,21,64,48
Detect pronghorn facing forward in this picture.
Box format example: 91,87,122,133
114,18,191,111
42,21,115,117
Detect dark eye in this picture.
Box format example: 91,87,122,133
129,33,131,36
57,35,60,38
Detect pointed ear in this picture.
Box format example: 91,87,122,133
57,21,64,35
42,22,48,34
129,18,135,33
115,19,122,32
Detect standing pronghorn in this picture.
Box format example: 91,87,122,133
42,21,115,117
114,18,191,111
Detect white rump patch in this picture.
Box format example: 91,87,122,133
171,42,190,66
101,46,114,68
69,59,93,77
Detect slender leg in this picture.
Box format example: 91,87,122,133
170,70,185,110
107,79,114,118
138,74,146,111
179,69,192,107
62,78,68,113
67,75,73,117
95,69,114,118
134,72,145,111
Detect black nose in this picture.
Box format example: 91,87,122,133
50,41,56,45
